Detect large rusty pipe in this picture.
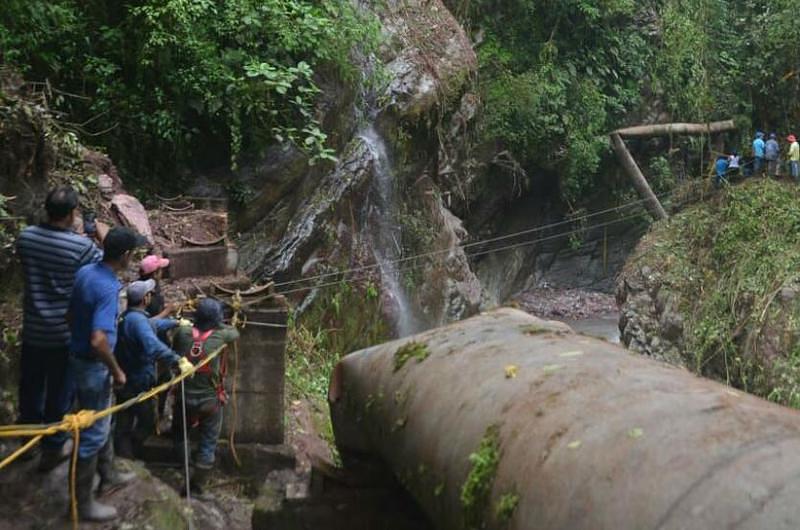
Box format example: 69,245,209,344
329,308,800,530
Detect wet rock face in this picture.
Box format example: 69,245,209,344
476,207,648,306
237,0,481,333
378,0,477,117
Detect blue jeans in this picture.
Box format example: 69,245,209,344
754,157,765,175
791,161,799,180
173,395,223,467
18,344,74,450
71,358,112,459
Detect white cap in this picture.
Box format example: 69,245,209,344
126,279,157,305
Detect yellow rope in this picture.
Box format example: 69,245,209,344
0,434,43,471
227,290,244,468
0,344,226,449
0,344,226,529
69,425,80,530
228,340,242,468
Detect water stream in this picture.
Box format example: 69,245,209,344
360,125,420,337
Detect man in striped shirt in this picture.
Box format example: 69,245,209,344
15,186,102,471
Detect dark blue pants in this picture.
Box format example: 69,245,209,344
173,395,223,467
18,344,73,449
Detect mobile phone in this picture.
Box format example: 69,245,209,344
83,210,97,236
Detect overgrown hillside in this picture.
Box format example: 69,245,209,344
619,180,800,407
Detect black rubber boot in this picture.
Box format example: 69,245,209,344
184,464,214,500
76,456,118,521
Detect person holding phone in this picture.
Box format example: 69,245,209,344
15,187,102,472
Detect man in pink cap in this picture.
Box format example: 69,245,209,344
138,254,172,319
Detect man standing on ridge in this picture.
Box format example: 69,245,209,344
15,186,102,472
766,132,780,178
788,135,799,182
68,226,145,521
753,131,766,176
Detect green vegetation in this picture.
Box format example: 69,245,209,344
456,0,800,203
521,324,548,336
393,341,431,371
287,280,388,400
495,492,519,524
0,0,379,186
461,425,501,530
629,180,800,403
459,0,650,202
285,280,389,443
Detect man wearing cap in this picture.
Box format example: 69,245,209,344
138,254,172,318
68,226,146,521
172,298,239,494
15,186,103,471
113,280,192,460
788,135,799,182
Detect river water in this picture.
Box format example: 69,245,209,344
562,314,621,344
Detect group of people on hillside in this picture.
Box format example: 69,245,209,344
15,186,238,522
715,131,800,186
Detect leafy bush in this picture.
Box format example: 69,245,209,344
0,0,378,186
465,0,650,202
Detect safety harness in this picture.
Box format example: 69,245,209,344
187,327,229,406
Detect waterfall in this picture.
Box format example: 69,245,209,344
360,125,420,338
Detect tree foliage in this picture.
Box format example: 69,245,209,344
462,0,650,202
458,0,800,202
0,0,377,185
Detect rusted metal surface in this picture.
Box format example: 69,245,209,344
329,308,800,530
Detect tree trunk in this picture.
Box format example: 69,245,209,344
609,133,668,221
614,120,736,138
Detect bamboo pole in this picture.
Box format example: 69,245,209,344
609,133,668,221
615,120,735,138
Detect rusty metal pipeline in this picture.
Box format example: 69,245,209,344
329,308,800,530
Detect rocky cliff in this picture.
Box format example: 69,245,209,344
233,0,482,335
618,180,800,407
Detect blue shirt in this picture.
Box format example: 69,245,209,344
16,225,102,348
715,158,728,177
116,309,179,392
766,139,780,161
753,138,766,158
68,263,121,357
